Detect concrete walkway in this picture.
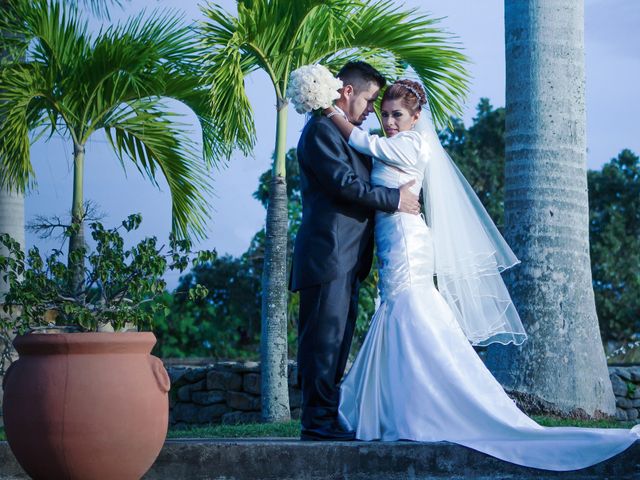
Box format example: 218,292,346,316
1,438,639,479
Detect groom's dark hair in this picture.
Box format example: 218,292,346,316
337,61,386,94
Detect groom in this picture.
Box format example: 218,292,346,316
290,61,421,441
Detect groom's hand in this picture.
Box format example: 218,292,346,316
398,180,421,215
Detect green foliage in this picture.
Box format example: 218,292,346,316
0,0,216,240
153,254,262,360
0,214,215,334
588,149,640,342
199,0,470,161
531,415,637,429
440,98,506,227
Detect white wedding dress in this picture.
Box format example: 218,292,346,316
337,127,640,471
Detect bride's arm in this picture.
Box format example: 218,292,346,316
323,107,421,169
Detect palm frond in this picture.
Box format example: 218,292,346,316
74,0,127,20
76,9,199,138
199,0,470,160
200,2,260,160
0,1,217,239
0,63,52,191
103,99,212,240
322,1,470,128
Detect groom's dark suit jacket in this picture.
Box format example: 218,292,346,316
290,115,400,291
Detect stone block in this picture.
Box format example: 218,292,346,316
183,367,208,383
176,379,205,402
173,401,230,424
615,407,629,421
610,374,629,397
221,411,263,425
616,397,634,409
609,367,627,380
192,390,226,406
173,402,201,424
167,367,188,387
243,373,261,395
231,361,261,373
629,366,640,382
227,391,261,411
197,404,231,423
626,408,639,421
207,370,243,391
288,388,302,409
632,399,640,408
215,361,261,373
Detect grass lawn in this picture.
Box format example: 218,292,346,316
532,415,637,429
1,417,636,442
167,420,300,439
169,417,638,439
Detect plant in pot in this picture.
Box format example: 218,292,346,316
0,214,214,480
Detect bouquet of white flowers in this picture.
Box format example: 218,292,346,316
286,64,343,114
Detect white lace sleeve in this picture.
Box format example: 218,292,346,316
348,129,422,168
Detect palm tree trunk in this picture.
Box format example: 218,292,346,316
0,186,23,421
485,0,616,417
0,190,24,300
260,99,291,422
0,0,23,420
68,142,86,300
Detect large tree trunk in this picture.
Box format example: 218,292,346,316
485,0,616,418
260,101,291,422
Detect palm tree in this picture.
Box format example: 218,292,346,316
199,0,469,422
0,0,128,301
0,0,216,297
0,0,26,302
484,0,616,417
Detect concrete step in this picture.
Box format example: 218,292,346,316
1,439,639,479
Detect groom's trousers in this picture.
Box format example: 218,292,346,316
297,268,361,430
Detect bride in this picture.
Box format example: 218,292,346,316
322,79,640,471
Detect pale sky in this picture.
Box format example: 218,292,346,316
24,0,640,286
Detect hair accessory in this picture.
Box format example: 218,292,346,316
396,82,423,103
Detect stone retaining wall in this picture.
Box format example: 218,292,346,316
609,366,640,422
167,360,301,428
167,361,640,427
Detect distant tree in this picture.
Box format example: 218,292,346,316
588,149,640,343
154,254,263,360
440,98,505,227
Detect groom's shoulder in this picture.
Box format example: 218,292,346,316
301,115,340,140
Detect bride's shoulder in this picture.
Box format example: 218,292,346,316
396,130,423,140
395,130,426,149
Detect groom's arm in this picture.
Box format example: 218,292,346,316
303,121,400,213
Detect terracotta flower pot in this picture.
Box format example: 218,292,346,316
2,332,170,480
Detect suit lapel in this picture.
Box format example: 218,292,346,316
318,116,373,173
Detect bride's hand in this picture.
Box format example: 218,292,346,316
398,180,421,215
